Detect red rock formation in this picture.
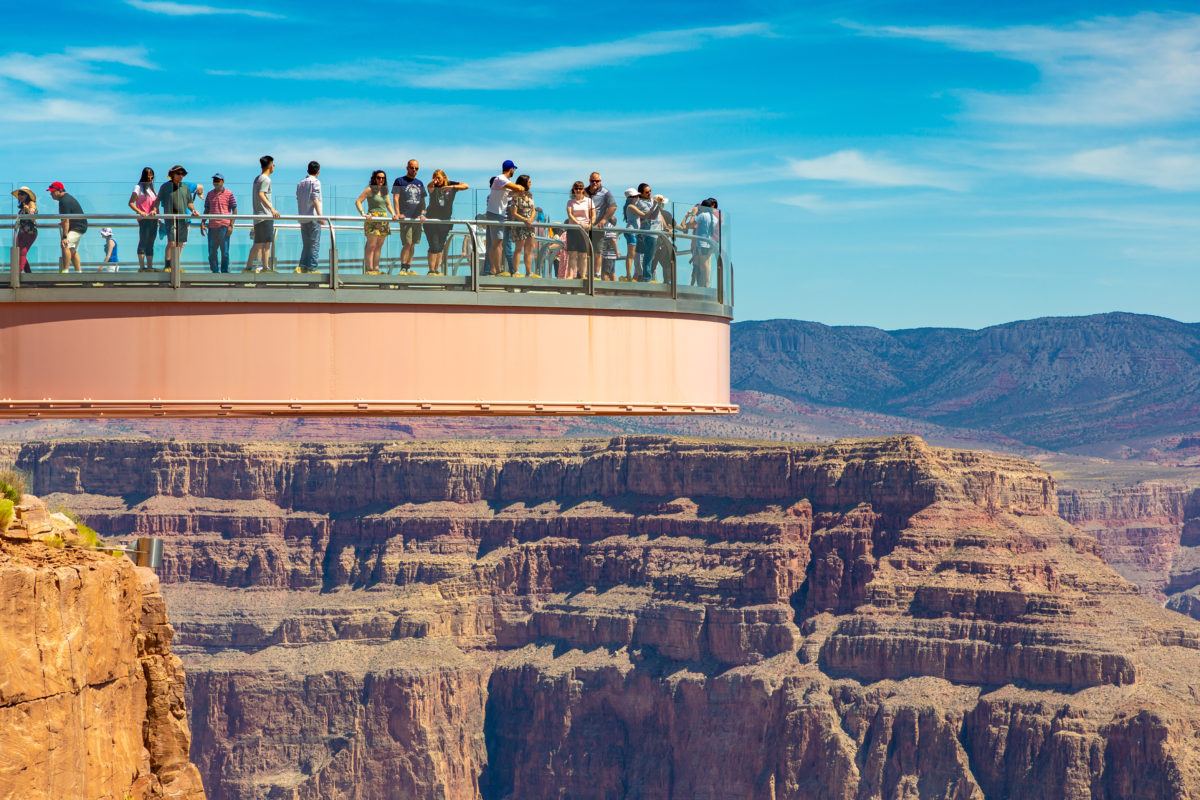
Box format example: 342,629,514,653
16,436,1200,799
1059,482,1200,616
0,496,205,800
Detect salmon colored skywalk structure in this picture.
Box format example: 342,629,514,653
2,211,734,418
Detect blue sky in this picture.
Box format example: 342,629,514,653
2,0,1198,328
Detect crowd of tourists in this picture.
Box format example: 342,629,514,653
9,158,722,287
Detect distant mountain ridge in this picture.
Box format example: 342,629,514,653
732,312,1200,450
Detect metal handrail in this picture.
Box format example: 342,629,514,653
5,212,726,301
1,212,719,248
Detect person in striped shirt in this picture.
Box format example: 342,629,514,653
200,173,237,273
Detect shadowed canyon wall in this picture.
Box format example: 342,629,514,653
13,436,1200,799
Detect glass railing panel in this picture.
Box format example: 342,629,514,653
3,191,730,311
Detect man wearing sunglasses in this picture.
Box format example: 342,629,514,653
585,172,615,279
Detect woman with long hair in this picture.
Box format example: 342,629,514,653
11,186,37,274
424,169,468,275
564,180,595,279
127,166,159,271
508,174,536,278
355,169,396,274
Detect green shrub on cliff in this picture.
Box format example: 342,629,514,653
0,499,12,532
0,466,28,504
43,533,64,549
57,509,102,548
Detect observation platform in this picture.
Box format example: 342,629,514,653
1,212,734,418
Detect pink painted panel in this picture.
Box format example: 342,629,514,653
0,303,731,415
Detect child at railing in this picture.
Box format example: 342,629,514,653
100,228,120,273
600,217,618,281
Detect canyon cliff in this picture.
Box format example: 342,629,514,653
14,435,1200,799
0,493,205,800
1059,482,1200,613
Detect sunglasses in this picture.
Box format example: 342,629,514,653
589,178,601,183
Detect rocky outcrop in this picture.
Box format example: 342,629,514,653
0,496,205,800
16,436,1200,799
1059,483,1200,615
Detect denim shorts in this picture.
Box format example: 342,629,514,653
623,232,638,247
484,212,505,245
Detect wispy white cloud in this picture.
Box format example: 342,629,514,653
412,23,771,89
847,13,1200,126
216,22,771,90
125,0,282,19
787,150,962,190
1035,140,1200,190
0,46,155,90
65,47,157,70
778,194,901,214
0,96,120,125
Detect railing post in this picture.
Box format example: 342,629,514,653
670,230,678,301
716,241,724,306
9,238,18,289
269,220,278,272
720,257,729,309
327,217,338,290
468,222,479,292
585,224,595,296
670,209,679,299
171,216,182,289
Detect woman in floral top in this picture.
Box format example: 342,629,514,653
508,174,537,278
11,187,37,274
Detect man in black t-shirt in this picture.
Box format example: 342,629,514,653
158,165,197,273
47,181,86,272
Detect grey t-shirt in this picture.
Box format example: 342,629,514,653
588,185,614,224
252,173,273,215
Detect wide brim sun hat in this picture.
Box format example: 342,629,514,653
11,186,35,201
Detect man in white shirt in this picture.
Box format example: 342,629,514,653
485,159,525,276
295,160,323,273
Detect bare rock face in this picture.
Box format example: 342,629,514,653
0,498,205,800
16,436,1200,799
1059,483,1200,614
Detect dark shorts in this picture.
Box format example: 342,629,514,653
166,219,189,243
590,227,606,253
423,221,451,254
566,228,589,253
253,220,274,244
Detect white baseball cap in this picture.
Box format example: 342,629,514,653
99,227,114,237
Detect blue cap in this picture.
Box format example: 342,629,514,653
502,159,517,171
212,172,224,181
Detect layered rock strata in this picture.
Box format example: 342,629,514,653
1060,483,1200,615
15,436,1200,799
0,495,205,800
